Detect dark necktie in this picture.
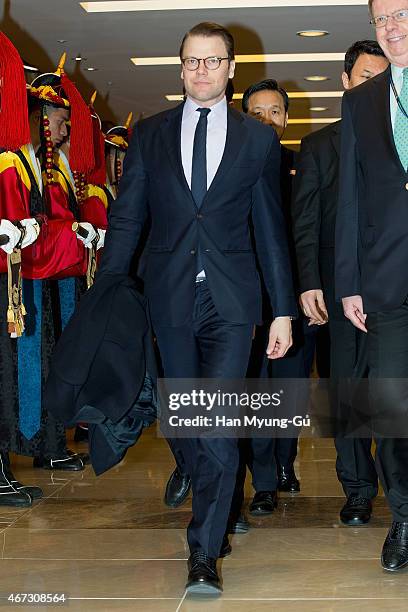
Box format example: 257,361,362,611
191,107,211,276
191,107,211,208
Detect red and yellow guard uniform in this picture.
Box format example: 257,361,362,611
0,145,86,279
54,150,108,233
43,154,87,279
81,183,108,230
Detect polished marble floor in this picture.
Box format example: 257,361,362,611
1,430,406,611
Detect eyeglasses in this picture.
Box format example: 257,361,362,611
370,8,408,28
181,56,229,71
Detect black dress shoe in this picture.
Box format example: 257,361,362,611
219,535,232,558
278,466,300,493
0,455,44,500
11,481,43,500
381,522,408,571
340,495,372,526
67,449,90,465
186,551,222,596
0,486,32,507
249,491,277,516
164,467,191,508
33,453,86,471
228,513,250,534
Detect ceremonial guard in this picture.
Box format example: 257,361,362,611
104,113,133,200
0,39,94,505
81,92,109,235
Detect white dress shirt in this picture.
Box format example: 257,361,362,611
181,96,227,279
181,95,227,189
390,64,404,132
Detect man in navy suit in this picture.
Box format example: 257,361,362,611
100,22,296,596
335,0,408,572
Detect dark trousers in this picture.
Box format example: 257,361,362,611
242,317,315,493
366,303,408,522
154,281,253,557
321,251,378,501
329,316,378,500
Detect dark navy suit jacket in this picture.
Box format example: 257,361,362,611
335,66,408,313
100,102,296,326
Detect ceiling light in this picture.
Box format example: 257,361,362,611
86,67,98,71
132,52,343,67
287,118,339,124
288,91,341,98
237,53,341,63
310,106,329,111
73,55,87,62
81,1,367,13
166,91,343,101
297,30,329,37
23,63,39,72
304,75,330,81
132,56,179,66
57,39,67,44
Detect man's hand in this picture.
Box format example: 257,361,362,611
300,289,328,325
342,295,367,332
266,317,293,359
76,222,97,248
20,218,40,248
96,229,106,251
0,220,22,254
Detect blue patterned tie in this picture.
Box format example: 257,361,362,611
394,68,408,172
191,108,211,275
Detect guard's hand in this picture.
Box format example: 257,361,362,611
300,289,328,325
96,229,106,250
76,222,97,248
20,218,41,248
0,220,22,254
266,317,293,359
342,295,367,332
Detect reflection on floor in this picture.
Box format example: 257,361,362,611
1,430,406,611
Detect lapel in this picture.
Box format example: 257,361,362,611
369,65,407,175
330,120,341,159
159,102,195,206
202,106,247,206
159,103,248,209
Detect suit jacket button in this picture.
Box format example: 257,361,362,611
190,249,196,255
196,213,203,219
205,249,211,253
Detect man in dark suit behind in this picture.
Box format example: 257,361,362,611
336,0,408,571
292,40,388,526
240,79,316,516
99,22,296,595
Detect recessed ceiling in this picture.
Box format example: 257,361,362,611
1,0,377,143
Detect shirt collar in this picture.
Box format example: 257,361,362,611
183,95,227,121
391,64,405,85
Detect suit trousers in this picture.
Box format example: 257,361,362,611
321,250,378,500
242,317,315,494
154,281,253,557
329,317,378,499
366,302,408,522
